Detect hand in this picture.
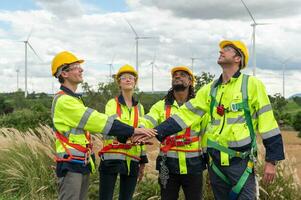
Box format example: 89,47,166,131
138,163,145,183
132,128,157,143
263,161,276,184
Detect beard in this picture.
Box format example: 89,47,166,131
172,83,188,91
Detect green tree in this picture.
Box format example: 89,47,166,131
292,111,301,137
269,93,291,125
195,72,215,91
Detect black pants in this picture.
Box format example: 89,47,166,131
99,172,138,200
208,158,255,200
159,173,203,200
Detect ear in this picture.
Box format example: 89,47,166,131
234,56,241,65
61,71,69,79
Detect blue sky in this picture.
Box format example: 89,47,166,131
0,0,127,12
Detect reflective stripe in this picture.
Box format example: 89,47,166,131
102,153,139,162
242,74,248,99
103,153,126,160
138,104,143,117
261,127,281,140
227,115,245,124
171,114,188,129
78,108,94,129
57,149,85,158
190,130,199,137
144,115,158,127
212,119,221,126
102,115,116,135
255,104,272,118
185,101,205,117
228,136,251,148
159,151,201,158
51,94,64,119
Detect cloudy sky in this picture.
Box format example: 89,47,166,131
0,0,300,97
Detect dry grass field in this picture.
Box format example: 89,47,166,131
143,130,301,181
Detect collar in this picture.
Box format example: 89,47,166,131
214,70,241,88
60,85,82,98
165,93,175,105
117,94,138,106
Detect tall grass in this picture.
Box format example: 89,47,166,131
0,126,57,200
0,126,300,200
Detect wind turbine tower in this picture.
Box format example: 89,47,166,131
241,0,270,76
190,57,201,73
22,30,42,98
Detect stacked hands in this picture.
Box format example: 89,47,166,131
131,128,157,144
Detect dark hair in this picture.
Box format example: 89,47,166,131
164,85,195,102
55,64,70,83
58,75,65,83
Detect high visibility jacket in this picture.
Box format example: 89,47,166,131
142,97,208,174
161,71,284,165
52,86,133,176
99,95,147,175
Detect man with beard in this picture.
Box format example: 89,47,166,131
151,40,285,200
141,66,209,200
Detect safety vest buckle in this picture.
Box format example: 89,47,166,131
230,102,239,112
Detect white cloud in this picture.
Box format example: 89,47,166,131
0,1,300,98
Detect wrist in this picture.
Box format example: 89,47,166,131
267,160,279,166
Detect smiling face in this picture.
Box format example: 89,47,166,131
118,73,137,91
60,62,84,84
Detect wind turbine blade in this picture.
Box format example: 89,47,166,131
27,42,43,62
153,52,157,63
125,18,138,37
154,64,160,71
26,28,33,41
256,22,272,25
240,0,256,24
140,36,159,39
111,54,116,65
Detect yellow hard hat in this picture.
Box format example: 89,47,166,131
116,64,138,80
171,66,195,85
51,51,84,76
219,40,249,69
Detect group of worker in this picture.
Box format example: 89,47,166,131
51,40,284,200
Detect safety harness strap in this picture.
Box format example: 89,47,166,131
160,105,201,154
208,74,257,200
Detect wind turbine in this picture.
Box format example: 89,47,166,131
106,55,115,82
16,68,20,91
281,56,294,98
241,0,270,76
125,19,156,75
190,57,201,73
21,30,42,98
149,52,159,93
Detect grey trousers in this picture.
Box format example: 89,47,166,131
58,172,90,200
209,159,256,200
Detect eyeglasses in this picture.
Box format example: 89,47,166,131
63,63,82,72
223,46,237,53
119,74,136,81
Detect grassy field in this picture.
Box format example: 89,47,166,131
0,126,300,199
145,130,301,181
